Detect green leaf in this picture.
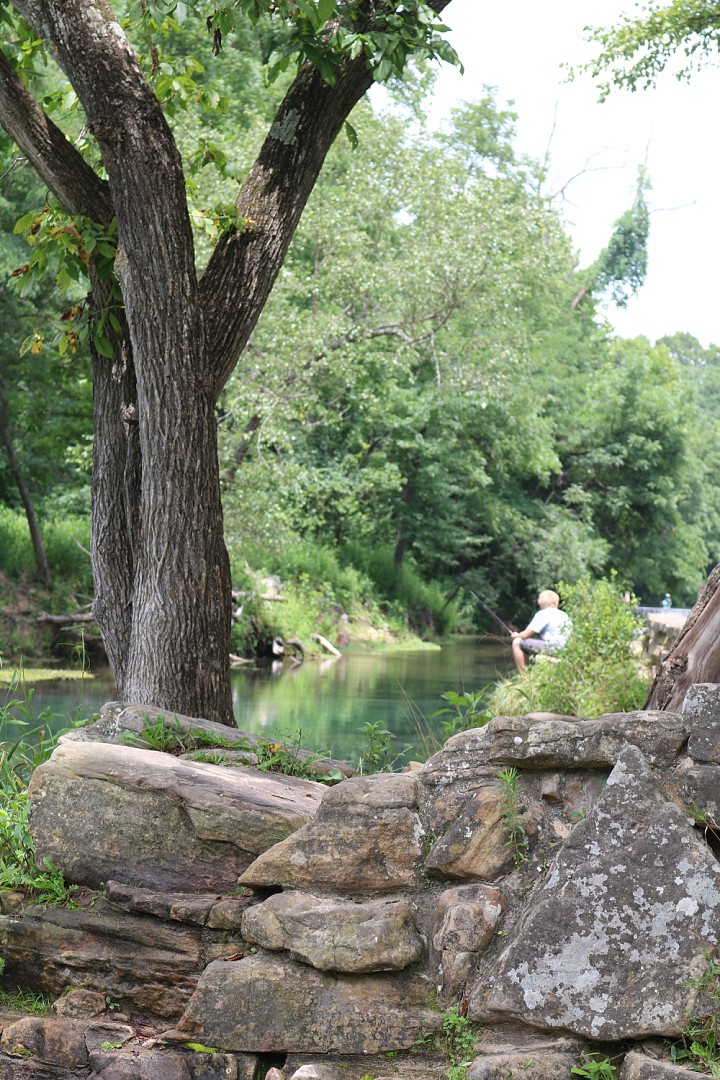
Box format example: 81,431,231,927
94,334,114,358
317,0,335,24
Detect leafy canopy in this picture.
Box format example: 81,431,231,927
582,0,720,98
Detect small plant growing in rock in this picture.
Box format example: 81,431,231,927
496,767,529,869
442,1005,477,1080
0,714,78,906
358,721,408,774
572,1055,617,1078
671,954,720,1075
432,689,492,740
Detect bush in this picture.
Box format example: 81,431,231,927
488,576,650,718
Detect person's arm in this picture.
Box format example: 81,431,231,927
511,627,535,641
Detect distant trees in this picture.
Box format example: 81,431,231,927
584,0,720,709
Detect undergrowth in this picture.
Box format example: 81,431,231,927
0,690,78,905
487,576,649,718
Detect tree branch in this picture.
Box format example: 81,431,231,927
0,48,113,223
200,0,455,399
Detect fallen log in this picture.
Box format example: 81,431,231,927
311,633,341,657
37,612,97,625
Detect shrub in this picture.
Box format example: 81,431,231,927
488,576,650,718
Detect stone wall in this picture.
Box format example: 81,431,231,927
3,692,720,1078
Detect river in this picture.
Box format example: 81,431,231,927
1,638,511,768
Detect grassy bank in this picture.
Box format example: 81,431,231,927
0,510,466,663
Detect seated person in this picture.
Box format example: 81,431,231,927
510,590,571,672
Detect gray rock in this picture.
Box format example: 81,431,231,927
467,1047,581,1078
680,765,720,827
476,744,720,1040
421,710,688,786
620,1051,706,1078
88,1048,255,1079
241,892,423,972
685,683,720,763
240,774,425,894
66,702,354,781
425,787,533,881
432,885,505,999
28,741,323,892
0,1017,89,1068
105,881,220,925
174,953,439,1054
0,900,204,1018
0,1052,85,1079
85,1022,136,1053
288,1068,345,1080
51,989,108,1018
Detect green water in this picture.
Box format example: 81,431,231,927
0,638,511,768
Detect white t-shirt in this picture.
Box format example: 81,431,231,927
526,607,571,648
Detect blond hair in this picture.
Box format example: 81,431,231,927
538,590,560,609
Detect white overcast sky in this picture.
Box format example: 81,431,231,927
422,0,720,348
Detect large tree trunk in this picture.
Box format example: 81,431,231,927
645,565,720,712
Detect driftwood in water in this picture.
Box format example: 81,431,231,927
311,633,341,657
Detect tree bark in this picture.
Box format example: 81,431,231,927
645,566,720,712
0,373,52,588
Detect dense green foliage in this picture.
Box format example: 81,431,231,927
0,11,718,655
0,695,78,904
487,577,650,718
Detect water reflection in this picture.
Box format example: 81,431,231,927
1,639,511,767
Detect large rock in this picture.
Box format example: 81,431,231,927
685,683,720,764
66,703,354,781
241,892,423,972
417,712,686,837
88,1048,257,1079
0,1017,90,1068
0,899,236,1018
475,744,720,1040
239,774,425,893
173,953,439,1054
28,741,323,892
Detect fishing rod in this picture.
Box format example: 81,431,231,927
470,591,514,637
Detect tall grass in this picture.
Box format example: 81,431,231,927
0,688,78,905
0,507,92,590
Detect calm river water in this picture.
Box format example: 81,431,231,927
1,638,511,768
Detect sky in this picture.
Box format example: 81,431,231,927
422,0,720,349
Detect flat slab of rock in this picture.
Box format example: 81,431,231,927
241,891,423,972
28,741,323,892
426,710,689,774
0,899,208,1018
620,1052,706,1078
173,953,439,1054
89,1047,258,1079
475,744,720,1040
66,702,354,781
239,774,425,894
